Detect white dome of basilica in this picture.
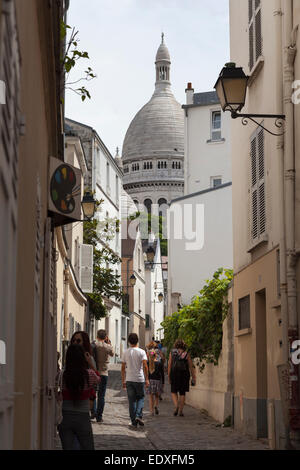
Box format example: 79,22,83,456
121,34,184,208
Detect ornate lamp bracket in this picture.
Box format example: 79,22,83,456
231,112,286,136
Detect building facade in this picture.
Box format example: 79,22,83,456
121,222,146,350
121,35,184,211
229,0,300,449
65,118,123,358
183,87,231,194
56,133,89,363
0,0,66,449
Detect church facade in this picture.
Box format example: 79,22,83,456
121,35,184,214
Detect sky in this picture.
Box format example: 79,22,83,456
65,0,230,156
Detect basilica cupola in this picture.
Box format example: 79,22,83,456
155,33,171,86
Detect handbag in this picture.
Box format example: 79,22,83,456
55,369,63,426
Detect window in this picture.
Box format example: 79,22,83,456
123,166,129,174
146,314,150,329
106,162,110,190
116,175,119,202
144,199,152,214
239,295,251,330
144,161,152,170
211,111,222,141
248,0,262,71
132,163,139,172
211,177,222,188
250,128,266,241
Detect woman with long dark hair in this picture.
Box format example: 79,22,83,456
58,344,100,450
168,339,196,417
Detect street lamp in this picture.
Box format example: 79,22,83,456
214,62,285,136
146,246,168,266
146,246,155,263
81,191,97,220
129,274,137,287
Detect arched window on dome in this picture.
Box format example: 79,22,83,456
150,162,153,169
144,199,152,215
158,162,160,169
144,162,146,170
158,198,168,218
164,161,167,169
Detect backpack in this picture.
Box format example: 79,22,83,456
171,350,189,374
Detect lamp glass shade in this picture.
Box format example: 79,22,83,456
158,293,164,303
81,193,96,220
130,274,136,287
214,63,248,113
146,247,155,263
222,77,248,112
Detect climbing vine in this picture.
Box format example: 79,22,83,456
162,268,233,372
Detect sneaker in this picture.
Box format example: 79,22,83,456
135,417,145,426
96,418,103,423
155,407,159,415
129,421,138,429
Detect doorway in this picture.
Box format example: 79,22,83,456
255,289,268,438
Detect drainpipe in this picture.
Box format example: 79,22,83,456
282,0,300,442
274,0,290,448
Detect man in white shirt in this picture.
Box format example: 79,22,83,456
121,333,149,427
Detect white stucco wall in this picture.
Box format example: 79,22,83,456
168,184,233,308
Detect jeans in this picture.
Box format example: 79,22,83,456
58,411,94,450
126,381,145,425
96,375,108,420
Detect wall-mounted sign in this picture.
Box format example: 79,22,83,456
48,157,82,226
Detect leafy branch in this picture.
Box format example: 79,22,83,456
61,21,96,101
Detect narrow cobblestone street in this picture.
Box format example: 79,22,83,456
57,364,269,451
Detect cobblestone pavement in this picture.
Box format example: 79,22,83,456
56,364,269,451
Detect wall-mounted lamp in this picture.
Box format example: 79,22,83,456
214,63,285,136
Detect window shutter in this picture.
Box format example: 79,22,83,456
249,22,254,71
248,0,262,72
250,129,265,241
79,244,93,293
257,129,266,235
255,8,262,60
248,0,253,23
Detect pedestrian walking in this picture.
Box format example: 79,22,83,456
168,339,196,417
147,348,164,416
94,329,114,423
121,333,149,428
57,344,100,450
70,331,98,416
147,341,165,401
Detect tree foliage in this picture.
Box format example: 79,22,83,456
161,268,233,372
83,199,121,320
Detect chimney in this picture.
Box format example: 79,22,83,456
185,82,194,105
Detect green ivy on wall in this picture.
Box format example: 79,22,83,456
162,268,233,372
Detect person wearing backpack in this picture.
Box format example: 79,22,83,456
168,339,196,417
